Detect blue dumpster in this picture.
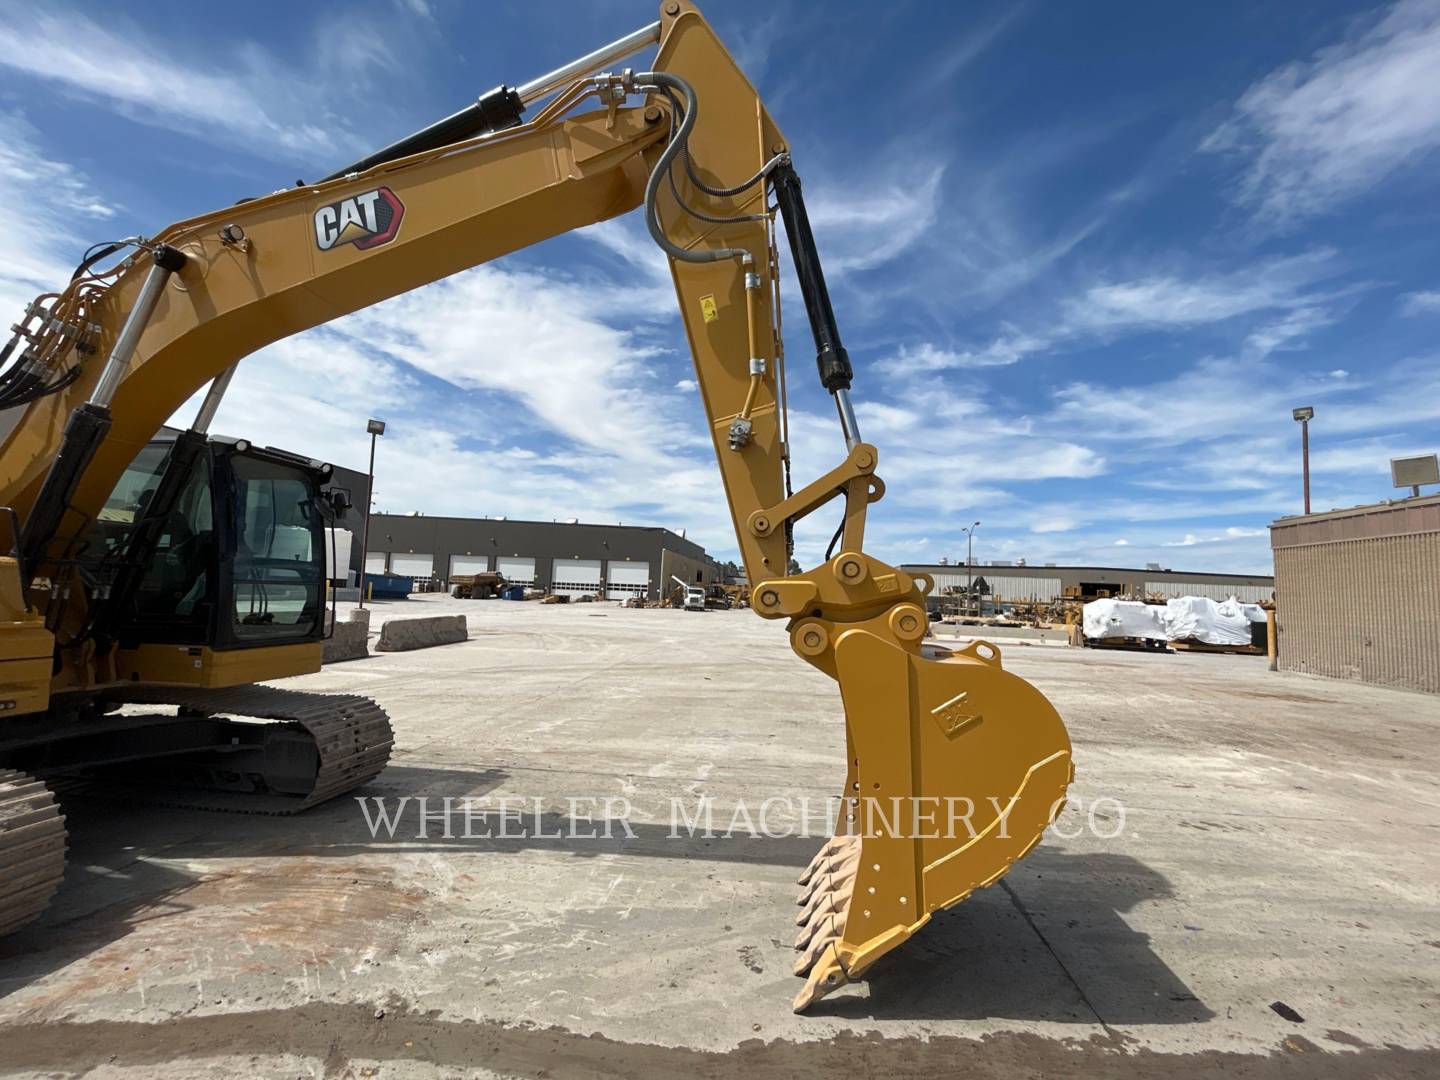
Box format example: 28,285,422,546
364,573,412,600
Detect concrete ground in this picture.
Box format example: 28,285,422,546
1,595,1437,1078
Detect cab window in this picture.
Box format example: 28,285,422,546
230,456,323,641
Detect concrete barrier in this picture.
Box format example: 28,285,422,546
375,614,468,652
323,619,370,663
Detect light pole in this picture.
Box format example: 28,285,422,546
358,418,386,607
1292,406,1314,514
962,521,980,615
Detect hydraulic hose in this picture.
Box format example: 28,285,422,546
633,71,750,264
658,85,785,205
684,145,789,199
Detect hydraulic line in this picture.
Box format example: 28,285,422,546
633,71,751,265
738,271,765,421
666,157,767,226
683,145,789,199
651,86,777,229
768,209,794,501
654,85,786,199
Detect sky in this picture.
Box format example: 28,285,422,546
1,0,1437,575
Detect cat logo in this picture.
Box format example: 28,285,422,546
313,187,405,252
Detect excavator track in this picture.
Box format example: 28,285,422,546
0,770,67,937
89,686,394,815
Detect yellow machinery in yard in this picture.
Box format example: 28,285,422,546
449,572,506,599
0,2,1071,1010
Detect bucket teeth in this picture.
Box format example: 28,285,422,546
799,863,854,923
794,920,837,976
796,889,835,926
796,834,856,886
794,911,829,950
795,843,834,888
796,870,824,906
795,846,859,904
792,942,851,1013
790,832,859,988
797,862,857,909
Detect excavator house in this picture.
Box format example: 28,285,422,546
0,2,1072,1011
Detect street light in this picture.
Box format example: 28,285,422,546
1292,406,1314,514
962,521,980,615
358,419,386,607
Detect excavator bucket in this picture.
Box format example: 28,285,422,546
792,632,1072,1011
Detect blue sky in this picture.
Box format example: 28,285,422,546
2,0,1438,574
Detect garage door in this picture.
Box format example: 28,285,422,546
390,552,434,580
364,552,387,574
552,558,602,598
607,560,650,600
496,556,535,583
449,555,490,577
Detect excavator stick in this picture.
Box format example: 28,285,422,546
789,628,1073,1012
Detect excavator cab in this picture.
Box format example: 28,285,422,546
86,433,336,659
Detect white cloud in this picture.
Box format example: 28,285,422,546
917,4,1028,90
338,265,699,460
1164,526,1266,547
882,251,1344,378
0,113,115,316
1202,0,1440,224
1051,354,1440,448
1219,436,1430,482
852,401,922,432
1031,517,1076,534
0,7,386,163
807,164,945,274
580,220,671,287
1113,538,1130,546
1244,305,1332,356
1400,289,1440,315
878,440,1104,489
1067,250,1337,331
880,331,1049,374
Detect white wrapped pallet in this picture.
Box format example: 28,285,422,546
1165,596,1256,646
1083,599,1170,641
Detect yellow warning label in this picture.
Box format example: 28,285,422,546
700,294,719,323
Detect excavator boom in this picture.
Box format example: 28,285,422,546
0,2,1072,1011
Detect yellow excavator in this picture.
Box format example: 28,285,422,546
0,2,1072,1010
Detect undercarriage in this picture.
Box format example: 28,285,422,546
0,686,392,935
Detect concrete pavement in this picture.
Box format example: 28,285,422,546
0,595,1435,1077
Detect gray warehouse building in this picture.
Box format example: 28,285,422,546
899,562,1275,604
360,512,720,602
321,465,720,601
1271,494,1439,694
